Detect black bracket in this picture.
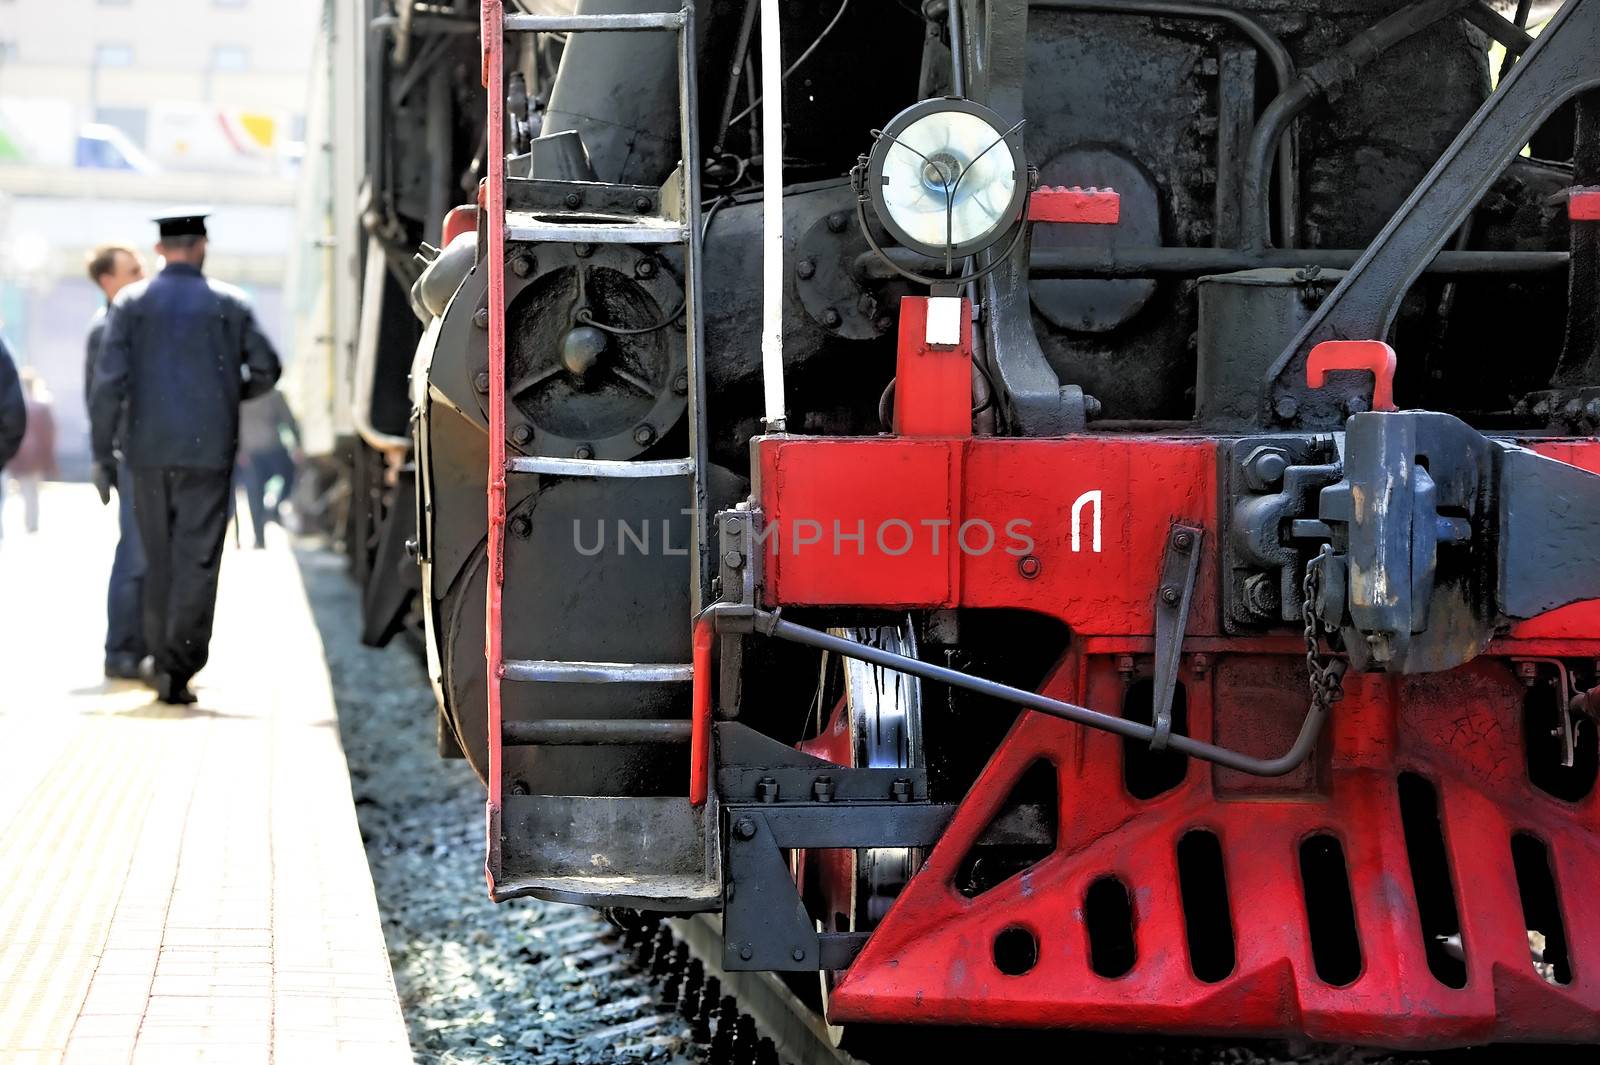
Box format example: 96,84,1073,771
1151,523,1204,750
715,722,929,804
721,802,954,972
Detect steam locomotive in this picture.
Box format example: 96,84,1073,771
292,0,1600,1048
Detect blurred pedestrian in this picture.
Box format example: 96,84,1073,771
237,388,300,550
89,210,281,704
0,336,25,477
5,369,58,533
86,243,149,678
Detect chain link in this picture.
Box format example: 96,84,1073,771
1303,545,1348,712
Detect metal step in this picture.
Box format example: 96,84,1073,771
501,659,694,683
505,211,686,245
503,719,693,746
504,11,684,34
508,455,693,478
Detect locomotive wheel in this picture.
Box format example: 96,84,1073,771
792,619,924,1043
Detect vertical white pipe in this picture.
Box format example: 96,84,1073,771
759,0,787,430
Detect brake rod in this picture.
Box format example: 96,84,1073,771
709,605,1331,778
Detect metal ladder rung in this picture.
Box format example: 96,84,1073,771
505,213,686,245
508,455,692,478
502,719,692,746
504,11,684,33
502,660,694,684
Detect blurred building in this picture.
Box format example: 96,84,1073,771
0,0,320,476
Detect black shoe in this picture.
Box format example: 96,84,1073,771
105,654,144,680
156,674,198,705
138,656,160,689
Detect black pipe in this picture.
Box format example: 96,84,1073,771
1464,2,1536,54
858,245,1568,279
1242,0,1480,249
741,610,1329,777
1032,0,1299,247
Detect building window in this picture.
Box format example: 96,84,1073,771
95,106,149,147
95,43,135,68
211,45,249,73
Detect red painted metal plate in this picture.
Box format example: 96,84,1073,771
1571,186,1600,222
1029,186,1121,225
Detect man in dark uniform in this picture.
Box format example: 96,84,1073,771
89,210,281,704
0,336,24,473
85,244,148,678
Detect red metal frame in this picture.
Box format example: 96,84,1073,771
1029,186,1122,225
690,616,714,807
757,433,1600,1046
893,296,974,438
481,0,508,894
1571,186,1600,221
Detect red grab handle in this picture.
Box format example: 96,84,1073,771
689,616,714,807
1571,186,1600,221
1306,339,1398,413
1029,186,1120,225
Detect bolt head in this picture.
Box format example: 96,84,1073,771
564,191,582,208
1017,555,1041,580
511,255,534,278
1274,395,1300,421
574,444,594,459
1160,585,1181,605
673,373,689,395
474,371,490,393
735,818,757,840
635,196,653,213
574,242,594,258
473,306,490,329
511,424,533,445
722,549,744,569
1172,530,1193,551
635,258,659,279
796,258,816,280
633,424,655,446
827,212,848,233
509,515,532,538
822,308,842,328
791,947,806,962
739,945,754,961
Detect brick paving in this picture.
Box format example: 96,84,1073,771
0,485,411,1064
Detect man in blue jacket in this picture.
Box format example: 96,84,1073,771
89,211,281,704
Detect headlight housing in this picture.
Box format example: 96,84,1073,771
865,97,1026,260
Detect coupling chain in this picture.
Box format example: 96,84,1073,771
1302,545,1347,711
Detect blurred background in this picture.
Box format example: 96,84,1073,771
0,0,321,478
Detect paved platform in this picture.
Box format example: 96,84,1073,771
0,484,411,1065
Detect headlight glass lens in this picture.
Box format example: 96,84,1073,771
878,109,1017,251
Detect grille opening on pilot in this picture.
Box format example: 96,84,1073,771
1299,834,1362,986
1511,832,1572,985
955,758,1058,899
1522,681,1598,803
1121,678,1189,800
1177,830,1235,983
1085,875,1137,978
992,925,1039,976
1398,772,1467,988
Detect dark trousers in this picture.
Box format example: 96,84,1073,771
131,467,232,686
238,449,283,549
106,464,147,661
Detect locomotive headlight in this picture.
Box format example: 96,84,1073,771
866,98,1026,260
